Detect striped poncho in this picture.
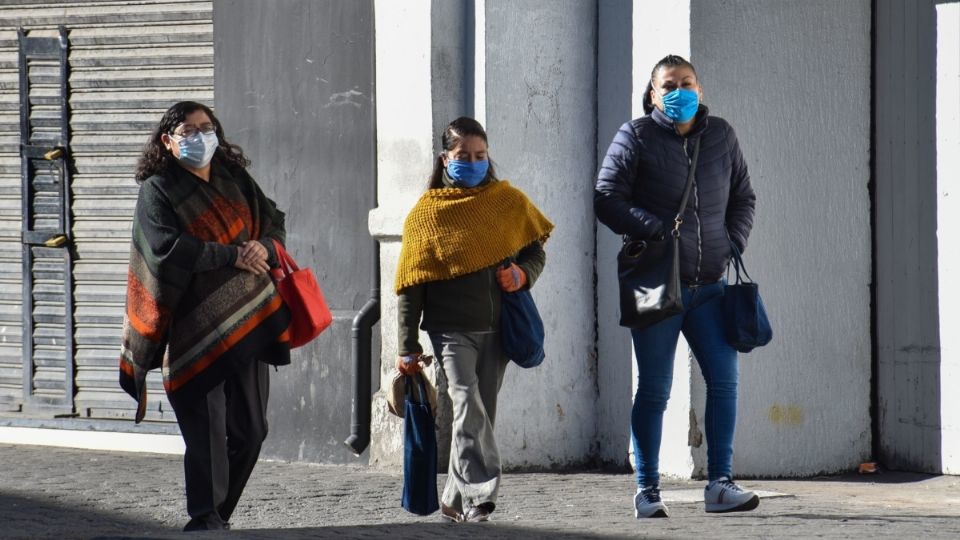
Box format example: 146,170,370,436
120,159,291,423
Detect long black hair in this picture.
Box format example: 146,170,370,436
428,116,498,189
642,54,698,115
134,101,250,183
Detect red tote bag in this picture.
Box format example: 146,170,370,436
269,240,332,348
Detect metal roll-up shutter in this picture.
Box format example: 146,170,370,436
0,1,213,422
0,28,20,412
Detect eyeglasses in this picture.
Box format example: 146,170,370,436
171,123,217,138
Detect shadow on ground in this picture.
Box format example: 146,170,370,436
0,492,173,540
2,491,620,540
93,524,621,540
800,471,941,485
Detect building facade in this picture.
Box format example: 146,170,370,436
0,0,957,477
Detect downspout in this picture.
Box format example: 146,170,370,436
345,239,380,456
346,1,380,456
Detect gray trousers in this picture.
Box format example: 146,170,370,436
429,331,510,512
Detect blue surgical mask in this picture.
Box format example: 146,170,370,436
174,131,219,169
660,88,700,123
446,159,489,188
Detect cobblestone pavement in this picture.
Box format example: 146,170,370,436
2,443,959,539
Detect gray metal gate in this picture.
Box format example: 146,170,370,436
18,26,75,414
0,0,214,421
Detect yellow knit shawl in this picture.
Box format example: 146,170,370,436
395,180,554,293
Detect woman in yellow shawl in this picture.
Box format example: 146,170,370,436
395,117,553,523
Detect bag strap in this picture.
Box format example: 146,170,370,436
271,238,298,277
727,239,754,285
671,137,702,238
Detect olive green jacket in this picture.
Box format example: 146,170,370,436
396,240,546,356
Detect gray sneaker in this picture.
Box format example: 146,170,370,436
634,486,669,518
704,477,760,513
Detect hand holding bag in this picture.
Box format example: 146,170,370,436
401,374,440,516
617,137,700,329
500,260,546,368
386,356,438,418
723,241,773,352
269,239,333,348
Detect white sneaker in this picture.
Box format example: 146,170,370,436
704,477,760,513
634,486,669,518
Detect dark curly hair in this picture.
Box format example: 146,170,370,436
134,101,250,183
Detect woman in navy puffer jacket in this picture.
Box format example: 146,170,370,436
595,55,758,519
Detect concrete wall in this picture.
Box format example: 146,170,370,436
213,0,377,463
875,0,943,473
937,1,960,475
690,0,873,476
483,0,599,467
367,0,951,477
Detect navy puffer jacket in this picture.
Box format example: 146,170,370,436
595,105,755,285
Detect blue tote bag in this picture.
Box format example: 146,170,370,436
500,261,546,368
401,374,439,515
723,242,773,353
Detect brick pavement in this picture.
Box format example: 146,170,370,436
1,443,959,539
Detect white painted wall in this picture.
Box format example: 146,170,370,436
937,2,960,476
690,0,873,476
629,0,698,479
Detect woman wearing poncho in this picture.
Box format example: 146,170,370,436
120,101,290,531
395,117,553,523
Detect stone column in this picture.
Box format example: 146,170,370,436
368,0,434,469
484,0,599,467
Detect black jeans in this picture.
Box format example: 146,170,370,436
168,358,270,525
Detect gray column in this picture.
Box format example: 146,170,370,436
875,0,942,474
484,0,598,467
595,0,635,468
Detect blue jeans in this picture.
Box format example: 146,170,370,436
630,281,738,487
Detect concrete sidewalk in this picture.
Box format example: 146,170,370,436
1,443,958,539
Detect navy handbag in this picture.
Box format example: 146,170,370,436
500,261,546,368
401,374,439,515
723,242,773,353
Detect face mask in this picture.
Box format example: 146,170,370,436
173,131,218,169
660,88,700,123
446,159,489,188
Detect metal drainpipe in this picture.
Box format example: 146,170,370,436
344,238,380,456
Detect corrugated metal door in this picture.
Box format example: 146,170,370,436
0,0,213,421
18,26,76,415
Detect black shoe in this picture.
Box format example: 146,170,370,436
465,502,495,522
183,514,227,531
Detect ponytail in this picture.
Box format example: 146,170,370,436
643,80,655,115
428,155,446,189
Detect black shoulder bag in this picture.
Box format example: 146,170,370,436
617,137,700,329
